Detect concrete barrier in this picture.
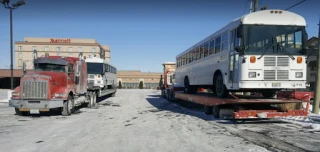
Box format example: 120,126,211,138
0,89,12,103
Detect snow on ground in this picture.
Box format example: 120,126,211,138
0,89,269,152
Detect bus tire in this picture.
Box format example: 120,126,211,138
184,77,196,94
62,95,74,116
215,74,229,98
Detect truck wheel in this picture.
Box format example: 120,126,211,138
111,92,116,97
92,92,97,107
15,108,28,116
212,106,220,118
215,74,229,98
87,94,94,108
62,95,74,116
204,106,213,115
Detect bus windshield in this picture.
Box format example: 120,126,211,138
87,63,103,75
243,25,306,55
34,63,66,72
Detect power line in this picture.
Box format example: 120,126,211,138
285,0,306,10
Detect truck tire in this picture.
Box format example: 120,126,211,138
92,92,97,107
15,108,28,116
111,91,116,97
87,93,94,108
62,95,74,116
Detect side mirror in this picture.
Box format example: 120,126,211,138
235,46,245,55
75,76,79,85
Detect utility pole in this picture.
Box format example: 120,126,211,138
253,0,258,12
313,17,320,114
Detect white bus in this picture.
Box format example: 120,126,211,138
85,55,117,91
175,10,308,98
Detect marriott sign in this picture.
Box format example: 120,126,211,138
50,38,71,43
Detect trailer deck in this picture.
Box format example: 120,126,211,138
163,87,310,119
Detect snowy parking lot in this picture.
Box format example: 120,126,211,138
0,89,320,152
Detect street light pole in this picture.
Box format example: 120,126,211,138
10,8,13,90
1,0,26,90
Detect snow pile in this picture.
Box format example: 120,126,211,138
281,116,320,130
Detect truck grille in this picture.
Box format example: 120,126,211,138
263,57,289,80
22,81,48,99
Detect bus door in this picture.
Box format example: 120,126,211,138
229,51,239,88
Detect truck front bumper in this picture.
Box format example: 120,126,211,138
9,99,64,109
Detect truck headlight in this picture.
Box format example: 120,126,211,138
295,72,303,78
11,92,20,98
249,72,256,78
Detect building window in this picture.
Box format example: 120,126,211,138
18,53,23,58
18,66,23,69
18,46,22,51
32,46,37,51
18,59,22,65
68,47,72,52
57,53,60,56
56,47,61,51
68,53,73,56
92,48,96,52
44,46,49,51
78,47,82,52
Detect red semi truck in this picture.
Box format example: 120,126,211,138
9,52,104,116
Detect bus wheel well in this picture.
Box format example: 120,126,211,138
213,70,222,84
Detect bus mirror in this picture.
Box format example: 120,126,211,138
235,46,244,54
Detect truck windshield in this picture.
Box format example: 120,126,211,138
34,63,66,72
87,63,103,75
243,25,306,55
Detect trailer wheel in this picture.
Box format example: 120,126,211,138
87,93,94,108
62,95,74,116
15,108,28,116
212,106,220,118
204,106,213,115
215,74,229,98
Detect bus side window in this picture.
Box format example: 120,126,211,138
215,36,221,53
209,39,215,55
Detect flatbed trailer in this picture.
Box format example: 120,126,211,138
162,85,311,119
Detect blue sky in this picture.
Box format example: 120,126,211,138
0,0,319,72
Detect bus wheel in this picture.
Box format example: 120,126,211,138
184,77,196,94
261,90,276,98
215,74,229,98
